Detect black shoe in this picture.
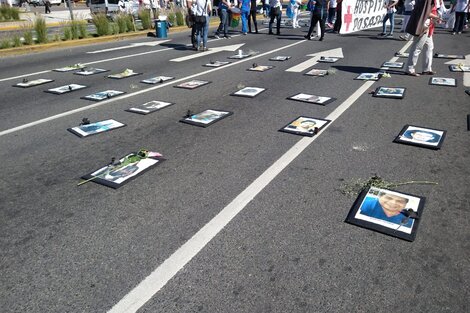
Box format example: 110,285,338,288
304,35,311,40
319,37,324,41
268,32,274,35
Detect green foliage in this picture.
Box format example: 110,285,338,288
91,13,110,36
78,21,88,39
110,22,119,35
53,33,60,42
125,14,135,32
12,34,22,47
10,6,19,20
23,29,34,45
115,13,128,33
34,17,48,44
167,12,176,26
0,38,11,49
175,11,184,26
138,9,152,30
63,27,72,41
71,21,81,39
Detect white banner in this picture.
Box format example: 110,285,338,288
340,0,387,34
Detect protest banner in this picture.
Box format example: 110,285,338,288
340,0,387,34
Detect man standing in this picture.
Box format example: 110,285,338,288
380,0,398,37
215,0,232,38
304,0,328,41
45,0,51,14
268,0,283,35
248,0,258,33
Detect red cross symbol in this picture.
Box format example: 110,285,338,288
344,5,353,32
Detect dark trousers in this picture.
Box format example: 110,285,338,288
248,9,258,33
333,7,342,32
307,12,326,39
45,3,51,14
453,12,466,33
269,8,281,34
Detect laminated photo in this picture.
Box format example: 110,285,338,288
381,61,404,69
448,65,470,72
247,65,274,72
141,76,175,84
429,77,457,87
318,56,340,63
81,90,125,101
287,93,336,105
305,69,328,77
68,119,126,137
53,64,86,72
394,52,409,58
355,72,380,81
74,68,109,76
107,69,142,79
175,80,211,89
45,84,87,94
269,56,291,61
203,61,231,67
180,109,233,127
373,86,406,99
13,78,54,88
126,100,174,115
394,125,446,150
345,186,425,241
231,87,266,98
434,53,465,59
279,116,330,137
228,50,252,59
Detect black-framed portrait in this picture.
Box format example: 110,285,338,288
318,56,341,63
228,51,252,59
81,90,125,101
372,86,406,99
45,84,87,94
287,93,336,105
74,68,109,76
107,69,142,79
448,65,470,72
434,53,465,59
355,72,381,81
180,109,233,127
231,87,266,98
141,76,175,84
279,116,330,137
203,61,231,67
174,80,211,89
304,69,328,77
269,56,291,61
393,124,446,150
68,119,126,137
125,100,174,115
381,61,404,69
53,64,86,72
80,151,165,189
13,78,54,88
429,77,457,87
345,186,425,242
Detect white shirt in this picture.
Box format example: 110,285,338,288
269,0,282,8
384,0,398,13
194,0,209,16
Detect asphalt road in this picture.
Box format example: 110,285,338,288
1,22,469,313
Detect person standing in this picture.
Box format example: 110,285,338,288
327,0,336,28
248,0,258,33
333,0,342,33
452,0,469,34
45,0,51,14
215,0,232,38
399,0,415,40
405,0,441,76
240,0,251,34
305,0,328,41
291,0,302,28
380,0,398,37
268,0,283,35
194,0,211,50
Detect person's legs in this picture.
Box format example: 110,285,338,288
382,13,390,34
457,12,465,32
406,33,427,74
215,8,223,36
422,36,434,73
389,12,395,35
221,9,229,36
333,8,342,32
319,16,326,40
401,13,410,32
276,10,281,34
203,16,209,48
292,7,298,28
251,10,258,32
241,10,249,33
306,14,319,38
195,23,203,50
269,11,275,33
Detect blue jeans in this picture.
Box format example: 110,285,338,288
382,12,395,34
216,9,229,36
196,17,209,48
241,10,249,33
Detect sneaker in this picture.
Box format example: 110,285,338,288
304,35,311,40
385,33,393,37
458,32,462,34
406,71,420,77
399,35,407,41
243,32,247,35
422,71,436,75
203,46,208,51
224,35,231,39
451,32,456,35
268,31,274,35
379,32,386,36
214,34,220,39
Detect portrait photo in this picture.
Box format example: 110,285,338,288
381,61,404,69
448,65,470,72
74,68,109,76
141,76,174,84
126,101,174,115
345,186,425,241
45,84,87,94
279,116,330,137
174,80,211,89
81,90,125,101
231,87,266,98
68,119,126,138
107,69,142,79
318,56,340,63
247,65,274,72
269,56,291,61
53,64,85,72
373,86,406,99
394,52,409,58
355,73,380,81
429,77,457,87
13,78,54,88
305,69,328,77
287,93,336,105
81,151,165,189
228,51,252,59
180,109,233,127
394,125,446,150
434,53,465,59
204,61,231,67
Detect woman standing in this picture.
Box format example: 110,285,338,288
305,0,328,41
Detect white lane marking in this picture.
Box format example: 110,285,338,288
87,40,171,54
107,41,414,313
285,47,344,72
0,70,52,83
0,39,306,137
170,44,245,62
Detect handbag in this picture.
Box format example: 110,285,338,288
194,0,208,24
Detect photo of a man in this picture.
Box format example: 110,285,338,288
395,125,445,149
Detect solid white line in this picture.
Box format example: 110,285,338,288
0,40,306,137
108,42,413,313
0,70,52,83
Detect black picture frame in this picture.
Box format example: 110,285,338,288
44,84,88,94
80,152,165,189
448,64,470,72
81,90,126,101
203,61,231,67
174,80,211,89
429,77,457,87
228,52,252,59
304,69,328,77
279,116,331,137
393,124,446,150
318,56,341,63
372,86,406,99
466,89,470,96
434,53,465,59
287,93,336,105
269,56,291,61
179,109,233,127
107,70,142,79
355,72,381,81
345,186,425,242
381,61,404,69
467,114,470,131
247,65,274,72
125,100,174,115
74,68,109,76
230,87,266,98
140,76,175,84
53,64,86,72
13,78,54,88
67,119,126,138
394,52,409,58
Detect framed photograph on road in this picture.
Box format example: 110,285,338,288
45,84,87,94
287,93,336,105
318,56,341,63
372,86,406,99
279,116,330,137
269,56,291,61
13,78,54,88
355,72,381,81
345,186,425,242
247,64,274,72
434,53,465,59
53,64,86,72
228,51,252,59
304,69,328,77
74,68,109,76
81,90,125,101
80,151,165,189
393,124,446,150
429,77,457,87
68,119,126,138
174,80,211,89
107,69,142,79
141,76,174,84
125,100,174,115
231,87,266,98
394,52,409,58
180,109,233,127
203,61,231,67
381,61,404,69
448,65,470,72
